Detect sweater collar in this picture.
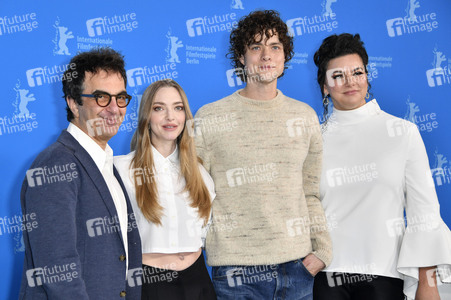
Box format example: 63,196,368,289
331,99,381,125
234,89,285,108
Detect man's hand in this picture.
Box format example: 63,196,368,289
302,253,326,277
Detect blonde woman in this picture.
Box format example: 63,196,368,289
114,79,216,299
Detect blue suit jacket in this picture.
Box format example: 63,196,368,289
19,131,142,299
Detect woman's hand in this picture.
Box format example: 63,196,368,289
415,266,440,300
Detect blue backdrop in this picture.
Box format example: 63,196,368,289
1,0,450,298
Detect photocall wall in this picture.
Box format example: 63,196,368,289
1,0,450,297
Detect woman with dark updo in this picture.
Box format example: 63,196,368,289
312,33,451,300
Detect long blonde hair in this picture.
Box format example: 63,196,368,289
130,79,211,225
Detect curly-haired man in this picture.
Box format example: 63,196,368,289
194,10,332,299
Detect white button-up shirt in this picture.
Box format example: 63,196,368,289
114,145,215,254
67,123,129,272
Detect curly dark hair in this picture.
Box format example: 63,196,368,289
62,47,127,122
313,33,369,97
227,10,294,82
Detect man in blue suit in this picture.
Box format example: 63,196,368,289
19,48,142,299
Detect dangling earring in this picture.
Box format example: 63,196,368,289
322,94,330,124
365,92,370,99
323,94,329,106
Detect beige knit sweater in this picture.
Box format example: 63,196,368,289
194,89,332,267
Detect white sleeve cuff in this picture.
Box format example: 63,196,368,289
397,220,451,299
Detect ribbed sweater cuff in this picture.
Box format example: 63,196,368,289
312,248,333,267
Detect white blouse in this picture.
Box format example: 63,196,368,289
320,100,451,299
114,145,215,254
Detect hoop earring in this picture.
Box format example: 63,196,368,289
365,92,370,99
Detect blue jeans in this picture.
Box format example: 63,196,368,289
212,259,314,300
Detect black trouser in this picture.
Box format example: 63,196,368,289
141,252,217,300
313,271,404,300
